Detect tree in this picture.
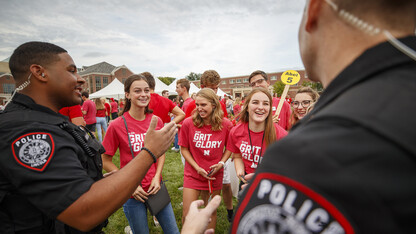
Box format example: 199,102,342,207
272,81,286,97
301,81,324,92
186,72,201,81
157,77,176,86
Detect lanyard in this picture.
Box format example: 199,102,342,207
247,123,265,158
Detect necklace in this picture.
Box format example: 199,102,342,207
247,123,265,158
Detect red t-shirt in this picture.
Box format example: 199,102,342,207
179,117,233,190
102,112,163,191
59,105,83,119
81,99,96,125
149,93,176,123
185,100,228,118
96,109,106,117
272,97,291,130
182,97,193,113
226,122,287,174
233,104,241,117
104,103,111,116
110,101,118,113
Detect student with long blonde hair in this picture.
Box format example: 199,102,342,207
179,88,233,231
226,88,288,179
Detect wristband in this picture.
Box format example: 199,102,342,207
218,161,225,166
142,147,157,163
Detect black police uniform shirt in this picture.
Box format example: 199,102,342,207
232,36,416,233
0,93,95,231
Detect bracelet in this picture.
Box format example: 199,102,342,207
141,147,157,163
218,161,225,166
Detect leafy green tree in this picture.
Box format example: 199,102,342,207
158,77,176,86
301,81,324,92
272,81,286,97
186,72,201,81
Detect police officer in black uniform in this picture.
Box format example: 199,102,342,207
229,0,416,233
0,42,177,233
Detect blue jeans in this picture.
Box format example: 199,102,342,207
95,117,108,142
173,133,179,149
123,198,179,234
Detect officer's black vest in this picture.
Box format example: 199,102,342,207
0,109,107,233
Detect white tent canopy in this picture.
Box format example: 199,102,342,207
89,78,124,100
217,88,227,98
89,77,174,99
154,77,171,94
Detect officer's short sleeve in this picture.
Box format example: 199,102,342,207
0,123,95,218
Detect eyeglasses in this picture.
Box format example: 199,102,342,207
291,100,312,108
249,78,266,87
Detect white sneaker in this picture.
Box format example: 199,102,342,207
124,225,133,234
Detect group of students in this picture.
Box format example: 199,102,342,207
57,65,322,233
97,68,322,233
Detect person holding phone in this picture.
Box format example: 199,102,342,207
179,88,233,231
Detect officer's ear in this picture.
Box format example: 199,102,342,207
304,0,323,33
29,64,47,82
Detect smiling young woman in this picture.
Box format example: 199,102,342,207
101,74,179,234
179,88,233,231
289,87,320,129
226,88,288,180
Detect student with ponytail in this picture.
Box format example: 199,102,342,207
102,74,179,234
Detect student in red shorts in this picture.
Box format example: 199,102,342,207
226,88,287,179
179,88,233,231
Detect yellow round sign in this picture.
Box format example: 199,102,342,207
281,70,300,85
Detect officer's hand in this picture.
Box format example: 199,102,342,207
133,185,149,202
148,177,161,195
144,116,177,158
182,195,221,234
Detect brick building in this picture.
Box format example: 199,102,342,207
79,62,134,94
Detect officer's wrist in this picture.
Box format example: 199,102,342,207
141,147,157,163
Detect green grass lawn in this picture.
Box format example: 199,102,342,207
103,148,237,233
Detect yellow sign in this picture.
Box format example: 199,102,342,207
281,70,300,85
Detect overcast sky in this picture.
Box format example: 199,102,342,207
0,0,306,78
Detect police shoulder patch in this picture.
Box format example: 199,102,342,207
11,132,55,172
233,173,354,234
